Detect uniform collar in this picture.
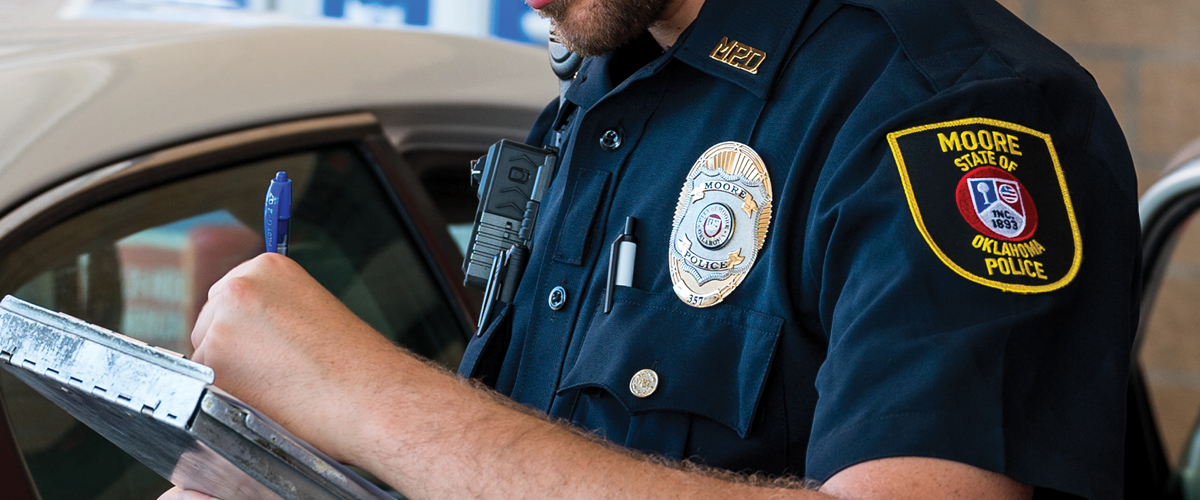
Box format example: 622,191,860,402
563,0,819,109
672,0,816,99
563,32,669,111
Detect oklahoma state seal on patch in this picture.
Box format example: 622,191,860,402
887,118,1081,294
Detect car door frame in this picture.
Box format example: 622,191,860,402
1128,158,1200,499
0,111,480,499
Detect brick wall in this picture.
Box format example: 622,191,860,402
998,0,1200,190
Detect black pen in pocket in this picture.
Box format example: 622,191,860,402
605,217,638,313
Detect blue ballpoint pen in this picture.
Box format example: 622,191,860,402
264,171,292,256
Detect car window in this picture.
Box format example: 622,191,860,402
1141,212,1200,468
407,150,482,255
0,145,464,500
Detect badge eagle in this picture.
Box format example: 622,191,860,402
888,118,1082,293
669,142,773,308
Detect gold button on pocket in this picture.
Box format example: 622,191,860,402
629,369,658,398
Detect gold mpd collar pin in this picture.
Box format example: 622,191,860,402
669,142,773,308
710,37,766,74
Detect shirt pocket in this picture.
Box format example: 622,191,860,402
557,286,784,439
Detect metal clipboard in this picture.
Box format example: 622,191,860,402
0,295,395,500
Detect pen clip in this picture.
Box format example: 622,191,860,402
604,217,637,314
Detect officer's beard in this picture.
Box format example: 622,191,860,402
539,0,670,57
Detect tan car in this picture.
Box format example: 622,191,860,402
0,19,554,500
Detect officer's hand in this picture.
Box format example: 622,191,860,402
156,487,220,500
189,252,396,463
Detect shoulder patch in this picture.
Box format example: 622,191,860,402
887,118,1081,294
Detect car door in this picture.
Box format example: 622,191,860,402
0,112,480,500
1129,151,1200,500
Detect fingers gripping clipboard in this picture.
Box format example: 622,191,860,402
0,295,394,500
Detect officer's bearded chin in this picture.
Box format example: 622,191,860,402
536,0,671,57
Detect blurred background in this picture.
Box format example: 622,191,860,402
1,0,551,46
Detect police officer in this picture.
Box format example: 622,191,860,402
162,0,1138,498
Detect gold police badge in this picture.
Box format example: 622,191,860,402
669,142,773,308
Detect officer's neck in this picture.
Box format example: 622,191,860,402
648,0,705,50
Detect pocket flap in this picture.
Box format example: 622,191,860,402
553,168,611,266
558,287,783,437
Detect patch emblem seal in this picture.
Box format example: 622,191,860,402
888,118,1082,293
669,142,773,308
956,166,1038,241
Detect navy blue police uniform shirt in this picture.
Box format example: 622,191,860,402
458,0,1139,498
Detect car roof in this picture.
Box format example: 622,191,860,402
0,19,557,212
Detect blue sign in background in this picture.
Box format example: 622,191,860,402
73,0,543,45
493,0,536,43
323,0,431,26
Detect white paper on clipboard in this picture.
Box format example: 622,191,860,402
0,295,396,500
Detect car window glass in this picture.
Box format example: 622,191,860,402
0,145,463,500
1141,211,1200,467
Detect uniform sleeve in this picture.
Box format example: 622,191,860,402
800,77,1139,500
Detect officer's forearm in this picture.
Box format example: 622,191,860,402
184,255,1027,499
340,350,826,499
